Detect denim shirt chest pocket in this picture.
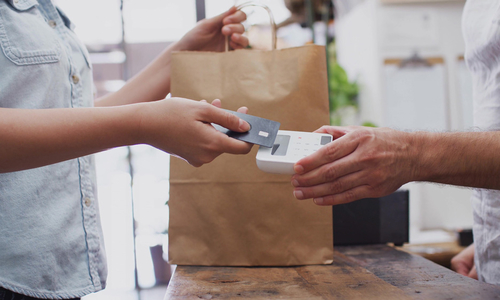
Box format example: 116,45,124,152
0,0,62,65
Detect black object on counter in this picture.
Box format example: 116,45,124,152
457,229,474,247
333,190,409,246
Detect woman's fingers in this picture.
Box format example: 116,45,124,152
223,10,246,25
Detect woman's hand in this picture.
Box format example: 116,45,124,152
98,7,248,107
175,6,249,52
137,98,252,167
0,99,251,173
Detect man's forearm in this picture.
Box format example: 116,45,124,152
411,131,500,189
0,105,140,173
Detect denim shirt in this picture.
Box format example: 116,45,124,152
0,0,107,298
463,0,500,285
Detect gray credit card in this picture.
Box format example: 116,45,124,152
212,110,280,148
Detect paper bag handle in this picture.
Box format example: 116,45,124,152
225,2,277,52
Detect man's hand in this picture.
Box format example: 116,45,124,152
291,126,416,205
451,244,478,280
137,98,252,167
175,6,249,52
290,124,500,206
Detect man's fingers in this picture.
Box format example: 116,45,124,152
294,134,358,175
468,266,478,280
293,171,362,200
453,263,471,276
314,125,352,139
311,185,372,206
293,156,361,187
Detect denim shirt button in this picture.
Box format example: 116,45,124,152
84,197,92,207
72,75,80,84
48,20,57,28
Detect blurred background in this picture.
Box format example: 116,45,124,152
52,0,472,299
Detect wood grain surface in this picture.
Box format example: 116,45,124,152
164,245,500,299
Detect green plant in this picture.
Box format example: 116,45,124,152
327,42,359,125
362,121,377,127
329,63,359,112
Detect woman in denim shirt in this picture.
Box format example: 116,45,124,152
0,1,251,299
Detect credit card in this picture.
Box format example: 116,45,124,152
213,110,280,148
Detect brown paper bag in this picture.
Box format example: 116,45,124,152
168,5,332,266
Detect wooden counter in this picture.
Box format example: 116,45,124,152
164,245,500,299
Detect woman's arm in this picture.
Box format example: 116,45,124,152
0,98,251,173
96,7,248,107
